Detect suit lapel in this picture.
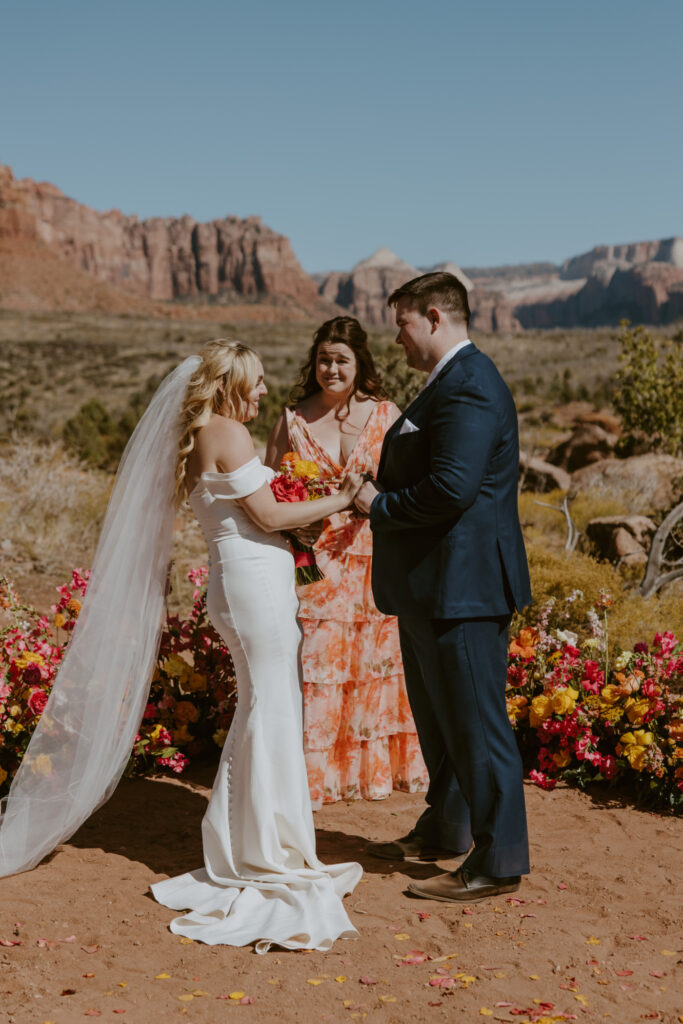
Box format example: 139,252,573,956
377,344,478,480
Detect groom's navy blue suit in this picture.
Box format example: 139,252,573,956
370,342,531,877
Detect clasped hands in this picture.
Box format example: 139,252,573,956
340,471,380,517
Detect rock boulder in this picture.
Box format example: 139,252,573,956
571,454,683,514
583,515,657,566
546,422,619,472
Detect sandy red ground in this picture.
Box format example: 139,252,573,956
1,770,681,1024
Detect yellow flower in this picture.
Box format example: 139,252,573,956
292,459,319,480
529,694,553,727
552,749,572,768
9,704,21,718
54,613,67,629
623,744,646,770
551,687,578,716
184,672,208,693
163,654,191,684
148,724,166,743
619,728,653,770
625,698,650,727
0,767,7,786
172,724,193,746
614,651,633,671
14,651,46,670
213,728,228,748
506,695,528,723
31,753,52,776
600,684,623,706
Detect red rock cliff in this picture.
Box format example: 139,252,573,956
0,164,320,306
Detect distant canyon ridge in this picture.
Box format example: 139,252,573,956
1,163,681,330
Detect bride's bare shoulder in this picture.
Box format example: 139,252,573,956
195,416,255,471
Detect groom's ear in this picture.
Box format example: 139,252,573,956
427,307,441,333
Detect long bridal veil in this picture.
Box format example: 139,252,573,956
0,355,201,877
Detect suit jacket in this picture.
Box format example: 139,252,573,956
370,343,531,618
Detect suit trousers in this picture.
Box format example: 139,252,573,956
398,614,530,878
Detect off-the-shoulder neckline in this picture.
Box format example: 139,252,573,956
188,457,263,497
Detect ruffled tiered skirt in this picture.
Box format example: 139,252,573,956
298,518,428,809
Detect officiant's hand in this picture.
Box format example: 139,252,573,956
354,480,379,516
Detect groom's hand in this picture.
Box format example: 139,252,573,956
354,480,380,516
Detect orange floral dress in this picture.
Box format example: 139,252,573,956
285,401,428,809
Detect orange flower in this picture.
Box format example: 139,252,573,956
66,598,82,615
53,613,66,629
509,627,539,660
506,695,528,724
668,719,683,742
175,700,200,725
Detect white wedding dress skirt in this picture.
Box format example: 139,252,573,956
151,459,361,951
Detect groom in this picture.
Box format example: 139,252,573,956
354,272,532,902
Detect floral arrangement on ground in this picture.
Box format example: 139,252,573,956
1,571,681,811
0,568,237,796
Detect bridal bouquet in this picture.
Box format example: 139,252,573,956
270,452,330,585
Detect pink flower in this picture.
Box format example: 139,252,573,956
529,769,557,791
601,755,619,781
27,688,48,717
654,631,677,657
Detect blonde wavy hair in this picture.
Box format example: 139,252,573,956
175,339,262,503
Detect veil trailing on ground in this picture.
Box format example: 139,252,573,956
0,355,202,877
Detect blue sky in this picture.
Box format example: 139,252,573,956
1,0,681,272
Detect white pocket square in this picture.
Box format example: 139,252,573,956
399,418,420,435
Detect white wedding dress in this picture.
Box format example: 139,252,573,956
151,458,362,952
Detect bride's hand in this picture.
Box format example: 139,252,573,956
340,472,364,504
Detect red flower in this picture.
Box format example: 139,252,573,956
270,475,308,503
529,769,557,791
22,663,43,686
27,688,48,717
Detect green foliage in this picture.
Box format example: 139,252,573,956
62,377,162,470
613,321,683,456
247,379,293,444
372,345,422,408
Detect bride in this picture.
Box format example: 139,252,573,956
0,340,363,952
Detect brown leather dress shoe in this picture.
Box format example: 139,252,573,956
368,834,465,863
407,866,521,903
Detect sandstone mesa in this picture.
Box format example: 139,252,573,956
1,163,681,328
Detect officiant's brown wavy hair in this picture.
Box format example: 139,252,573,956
290,316,388,415
175,339,261,503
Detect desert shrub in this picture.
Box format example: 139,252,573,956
373,346,422,408
517,541,683,651
62,377,162,471
0,439,110,575
613,321,683,456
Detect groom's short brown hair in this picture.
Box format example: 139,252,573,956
388,272,471,327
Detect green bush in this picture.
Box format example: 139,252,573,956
613,321,683,456
63,377,162,471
